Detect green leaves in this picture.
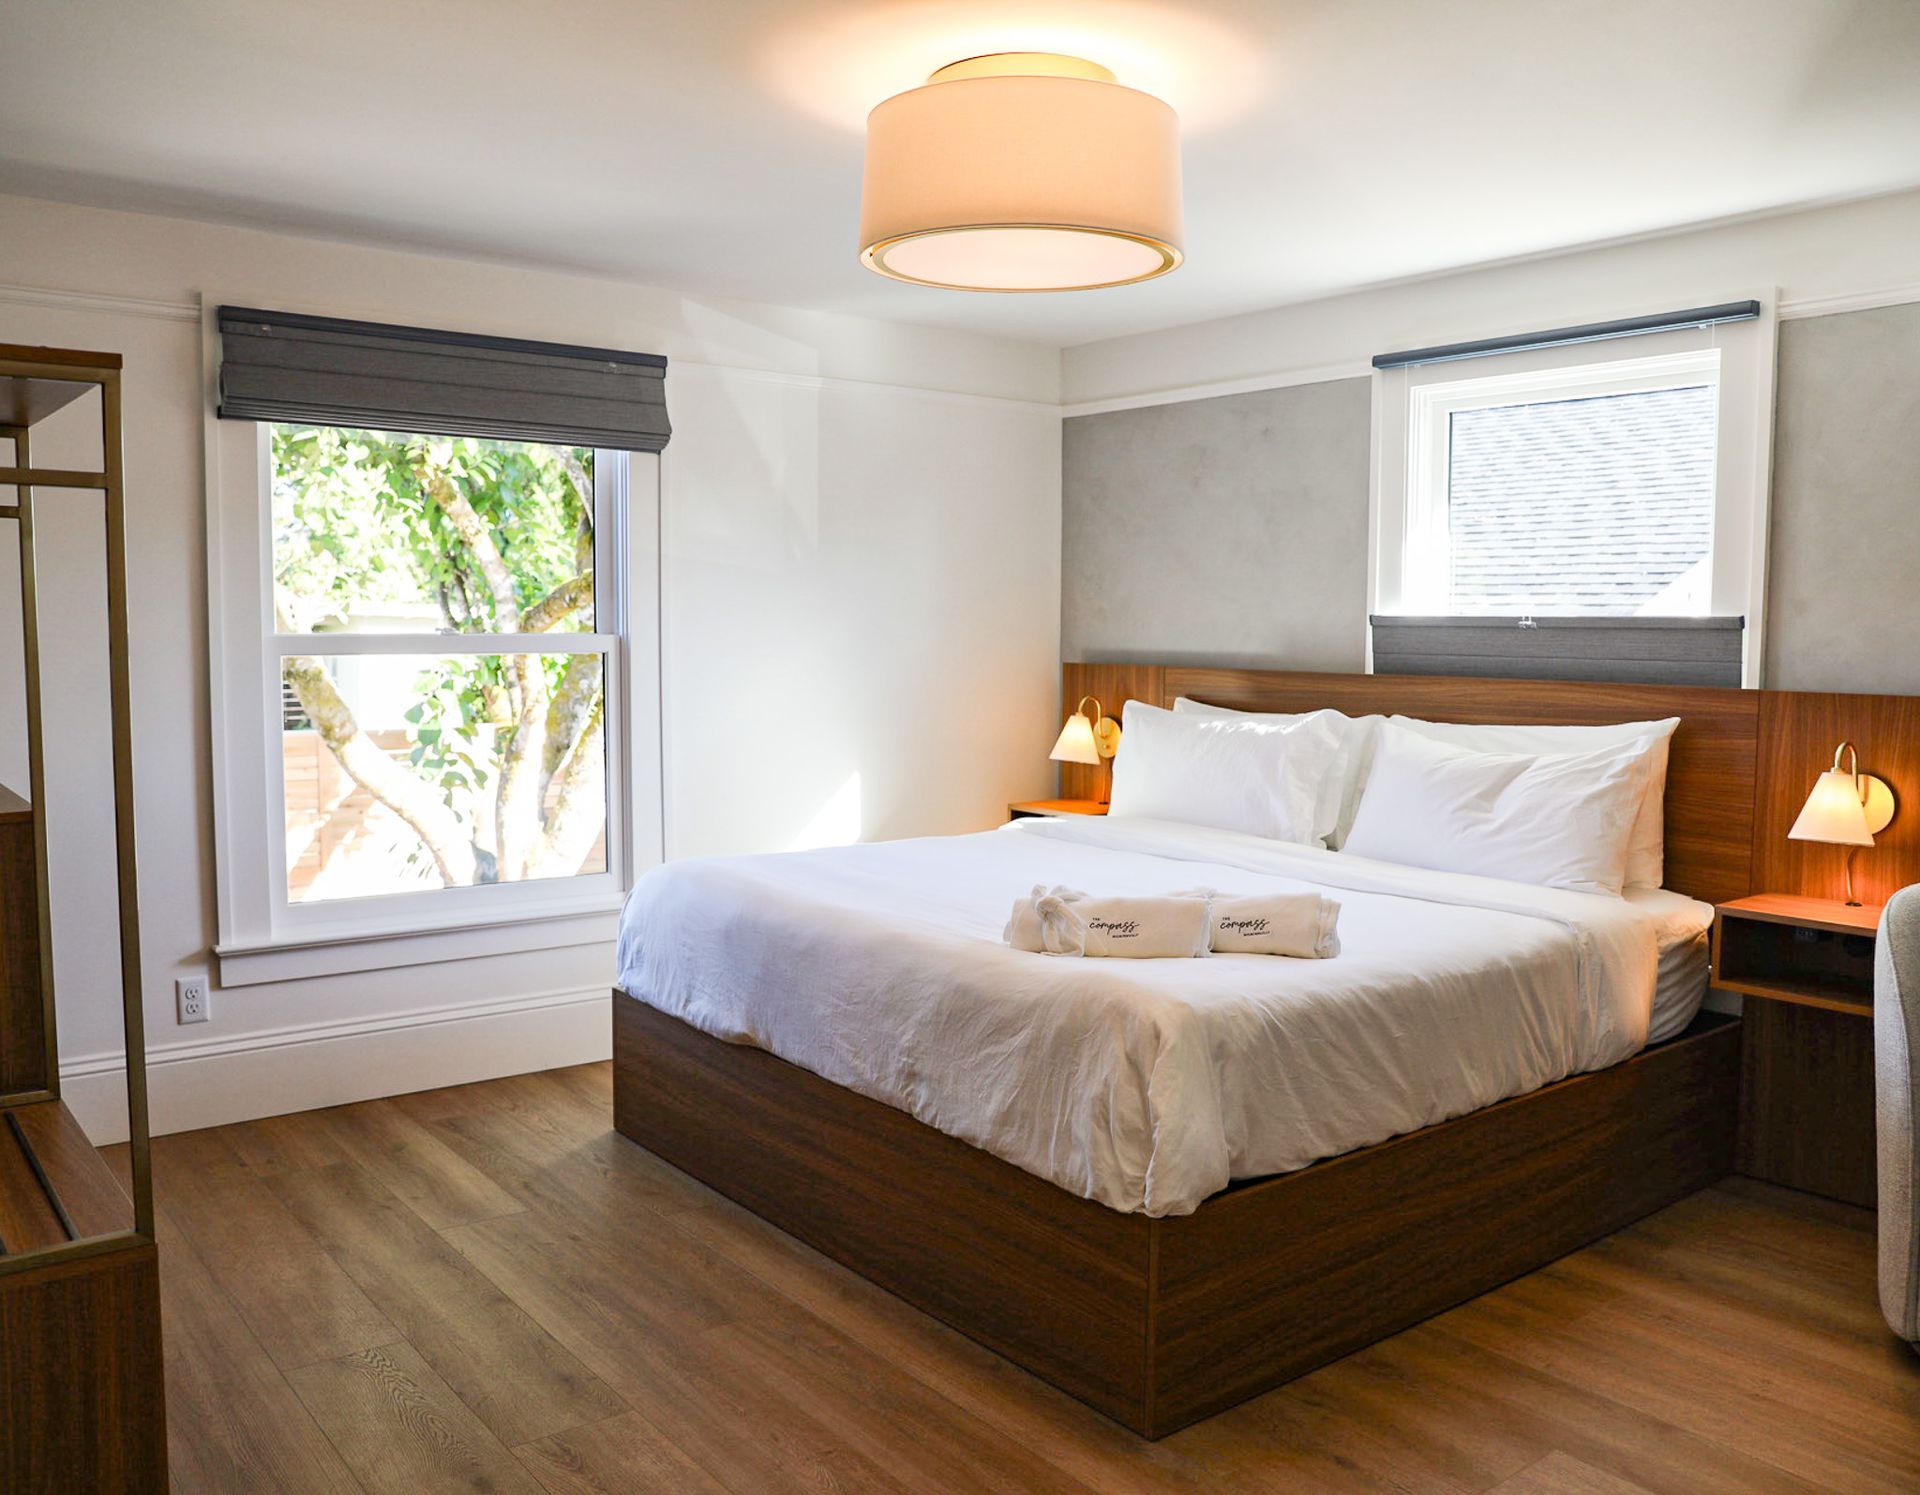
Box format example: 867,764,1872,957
270,423,594,635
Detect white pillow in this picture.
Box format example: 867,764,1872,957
1385,715,1678,889
1174,698,1383,850
1109,701,1346,845
1341,724,1655,896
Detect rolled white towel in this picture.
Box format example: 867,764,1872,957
1182,888,1341,958
1004,886,1211,958
1004,884,1076,953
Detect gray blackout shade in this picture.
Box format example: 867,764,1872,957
216,306,670,450
1371,616,1744,688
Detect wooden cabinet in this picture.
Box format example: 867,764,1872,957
1715,895,1879,1207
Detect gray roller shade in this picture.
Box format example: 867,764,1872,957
217,306,670,450
1371,616,1744,687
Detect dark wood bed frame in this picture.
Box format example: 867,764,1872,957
612,664,1920,1438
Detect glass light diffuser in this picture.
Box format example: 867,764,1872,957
859,53,1183,293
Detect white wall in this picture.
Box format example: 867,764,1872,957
0,193,1061,1140
1064,188,1920,411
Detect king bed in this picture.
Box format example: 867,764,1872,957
610,665,1759,1436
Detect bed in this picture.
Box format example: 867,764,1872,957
617,814,1713,1217
611,666,1753,1436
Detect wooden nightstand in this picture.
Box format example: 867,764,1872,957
1714,894,1881,1207
1008,799,1109,820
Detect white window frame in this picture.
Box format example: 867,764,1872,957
1368,298,1778,685
205,396,664,986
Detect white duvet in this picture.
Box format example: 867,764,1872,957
615,815,1710,1217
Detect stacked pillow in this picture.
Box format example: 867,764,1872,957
1106,701,1347,846
1377,715,1678,890
1174,698,1383,849
1340,723,1660,897
1152,698,1679,897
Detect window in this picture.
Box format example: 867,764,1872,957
272,426,615,905
209,424,663,986
1370,308,1776,685
1414,356,1718,616
208,308,667,981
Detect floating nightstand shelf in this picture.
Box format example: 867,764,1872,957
1712,894,1879,1018
1714,893,1881,1208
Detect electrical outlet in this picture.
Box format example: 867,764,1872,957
176,974,210,1025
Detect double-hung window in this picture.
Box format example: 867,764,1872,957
1370,301,1776,686
207,309,667,983
272,427,625,907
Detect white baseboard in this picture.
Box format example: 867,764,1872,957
59,986,611,1144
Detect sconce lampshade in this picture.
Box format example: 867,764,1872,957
859,52,1184,293
1788,769,1877,847
1049,711,1103,766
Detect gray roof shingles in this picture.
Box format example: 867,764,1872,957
1446,384,1715,616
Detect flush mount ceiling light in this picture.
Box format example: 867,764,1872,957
859,52,1183,293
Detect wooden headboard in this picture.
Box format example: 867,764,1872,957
1059,663,1920,909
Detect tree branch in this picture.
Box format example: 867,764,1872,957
493,654,550,880
541,655,601,797
522,571,593,634
417,460,520,631
528,693,605,879
278,627,481,888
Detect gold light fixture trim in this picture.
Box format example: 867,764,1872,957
859,52,1185,294
928,53,1117,84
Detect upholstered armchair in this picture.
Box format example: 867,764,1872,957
1878,886,1920,1346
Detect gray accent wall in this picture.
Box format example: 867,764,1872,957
1061,377,1371,668
1767,301,1920,693
1063,302,1920,695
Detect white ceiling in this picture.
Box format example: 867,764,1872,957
3,0,1918,348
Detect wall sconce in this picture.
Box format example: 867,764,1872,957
1788,740,1897,905
1050,695,1122,804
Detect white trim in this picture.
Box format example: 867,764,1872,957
1064,283,1920,419
672,357,1059,412
0,279,200,323
273,632,615,657
214,904,620,986
60,985,612,1142
1060,359,1372,418
7,274,1920,420
1777,281,1920,320
66,983,602,1073
0,280,1057,407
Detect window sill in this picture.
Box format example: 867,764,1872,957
213,899,624,988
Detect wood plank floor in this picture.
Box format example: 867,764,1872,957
101,1062,1919,1494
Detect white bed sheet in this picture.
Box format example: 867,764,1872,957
615,815,1713,1217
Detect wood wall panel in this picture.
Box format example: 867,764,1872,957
1736,998,1877,1207
1058,663,1164,801
1151,667,1761,906
1751,689,1920,906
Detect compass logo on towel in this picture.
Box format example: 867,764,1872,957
1087,918,1142,939
1217,915,1272,937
